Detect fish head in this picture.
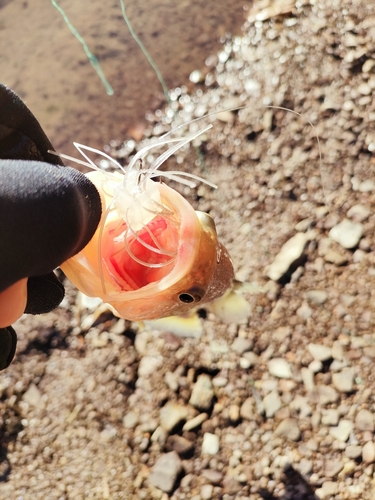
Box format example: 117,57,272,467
61,170,234,320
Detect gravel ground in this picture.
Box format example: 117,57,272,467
2,0,375,499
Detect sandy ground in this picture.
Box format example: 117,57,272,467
0,0,250,158
3,0,375,499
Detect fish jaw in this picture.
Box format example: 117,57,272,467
61,171,233,320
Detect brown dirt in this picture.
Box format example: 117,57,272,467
2,0,375,499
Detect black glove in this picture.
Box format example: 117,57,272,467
0,83,102,369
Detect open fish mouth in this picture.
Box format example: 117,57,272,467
61,171,234,320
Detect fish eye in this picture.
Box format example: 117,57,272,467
178,288,205,304
179,293,195,303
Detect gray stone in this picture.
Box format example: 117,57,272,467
167,435,194,456
324,460,343,478
308,343,332,362
275,418,301,441
189,375,214,411
329,219,364,249
332,367,355,393
317,385,339,405
148,451,182,493
160,402,189,432
355,409,374,431
201,469,223,485
268,358,292,379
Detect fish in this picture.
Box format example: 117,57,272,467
59,125,235,321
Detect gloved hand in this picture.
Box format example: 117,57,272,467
0,83,102,370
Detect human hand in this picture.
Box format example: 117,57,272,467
0,83,102,369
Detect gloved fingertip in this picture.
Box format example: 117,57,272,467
0,326,17,370
25,273,65,315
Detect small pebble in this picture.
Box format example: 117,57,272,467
148,452,182,493
325,459,344,478
355,409,374,432
268,358,292,379
201,484,214,500
202,433,220,455
308,343,332,362
182,413,208,432
306,290,328,305
231,337,253,354
329,219,364,249
321,409,339,426
301,367,315,392
362,441,375,463
240,398,255,420
316,481,338,499
266,232,314,281
346,204,371,222
263,390,282,418
189,375,214,411
329,419,353,442
160,402,189,432
332,367,355,393
345,445,362,459
317,385,339,405
274,418,301,441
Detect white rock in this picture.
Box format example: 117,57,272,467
275,418,301,441
160,402,189,432
201,484,214,500
138,355,163,377
301,367,315,392
189,375,214,411
22,383,44,409
308,343,332,362
347,204,371,222
268,358,292,379
263,390,282,418
359,179,375,192
266,232,315,281
316,481,338,499
362,441,375,463
231,337,253,354
332,367,355,392
329,419,353,442
329,219,364,249
306,290,328,304
296,302,313,319
321,409,339,426
202,433,220,455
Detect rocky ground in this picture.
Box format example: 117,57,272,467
2,0,375,499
